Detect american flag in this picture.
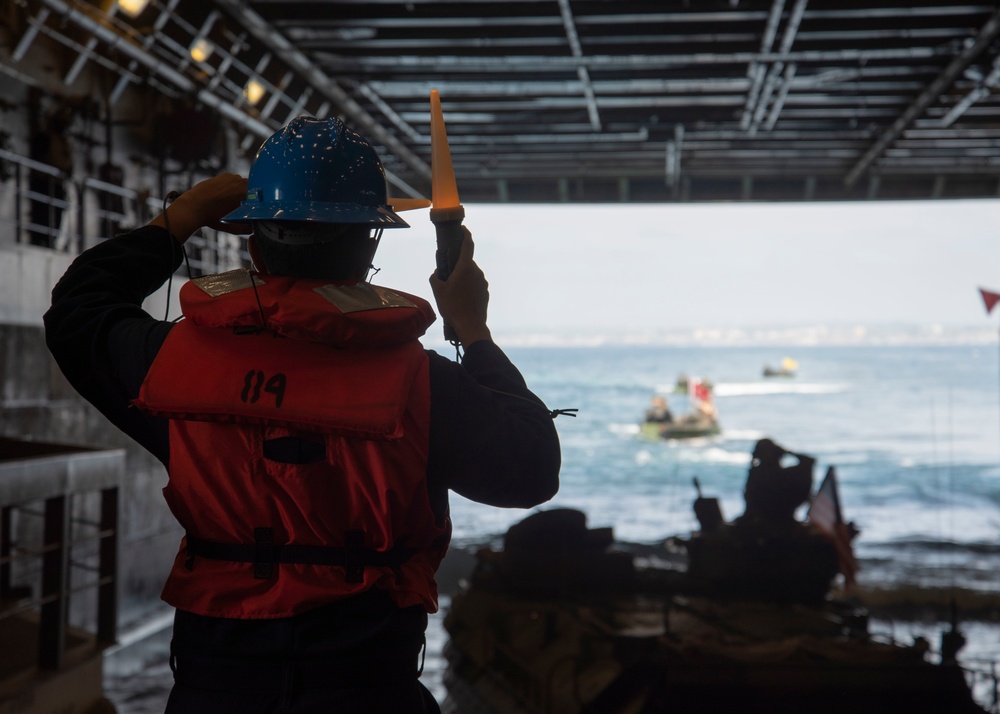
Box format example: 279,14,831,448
807,466,859,591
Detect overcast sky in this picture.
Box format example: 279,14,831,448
372,198,1000,344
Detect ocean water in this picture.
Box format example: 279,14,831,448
449,343,1000,584
438,342,1000,709
105,342,1000,711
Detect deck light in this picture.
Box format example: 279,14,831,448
189,38,214,63
244,79,265,106
116,0,150,18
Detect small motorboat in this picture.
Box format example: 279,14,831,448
641,413,720,440
763,356,798,377
643,379,720,440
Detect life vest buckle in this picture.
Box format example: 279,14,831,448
254,527,276,579
344,530,364,583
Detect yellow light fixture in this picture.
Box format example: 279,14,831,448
189,38,214,63
243,79,265,106
116,0,150,18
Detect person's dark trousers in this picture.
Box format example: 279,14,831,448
166,664,440,713
165,590,441,713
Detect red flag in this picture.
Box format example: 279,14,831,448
807,467,859,591
689,378,711,404
980,287,1000,315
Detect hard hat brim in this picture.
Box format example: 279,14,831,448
220,201,409,228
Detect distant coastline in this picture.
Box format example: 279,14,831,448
483,323,1000,348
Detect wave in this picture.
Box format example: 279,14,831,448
862,538,1000,555
712,381,850,397
610,423,641,436
716,428,768,442
677,446,752,465
611,423,767,449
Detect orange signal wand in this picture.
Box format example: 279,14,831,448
429,89,466,342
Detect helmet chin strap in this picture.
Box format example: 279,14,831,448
366,228,384,282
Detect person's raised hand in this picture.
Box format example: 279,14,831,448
150,173,249,243
429,227,492,346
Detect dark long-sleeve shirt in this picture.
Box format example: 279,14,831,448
44,226,561,514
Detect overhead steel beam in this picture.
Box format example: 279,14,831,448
844,7,1000,187
317,47,949,73
666,124,684,187
19,7,143,84
556,0,601,131
940,85,993,128
210,0,431,183
803,5,991,21
362,74,928,100
433,128,649,146
15,0,1000,206
109,0,182,106
276,4,987,32
274,9,773,30
355,83,424,142
939,55,1000,127
741,0,785,130
764,63,798,132
368,78,753,97
748,0,808,136
11,7,50,62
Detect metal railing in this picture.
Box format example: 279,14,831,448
0,437,125,672
0,147,247,277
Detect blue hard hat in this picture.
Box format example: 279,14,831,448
221,116,408,228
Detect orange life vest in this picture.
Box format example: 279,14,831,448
134,269,450,618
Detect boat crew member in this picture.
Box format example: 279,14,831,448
646,395,674,423
44,116,562,713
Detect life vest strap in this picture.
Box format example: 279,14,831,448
184,529,413,583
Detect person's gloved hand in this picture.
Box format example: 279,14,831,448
150,173,249,242
429,227,492,346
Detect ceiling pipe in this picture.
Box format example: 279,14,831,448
845,7,1000,187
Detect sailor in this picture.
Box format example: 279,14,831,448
695,395,718,422
44,116,561,713
645,395,674,423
